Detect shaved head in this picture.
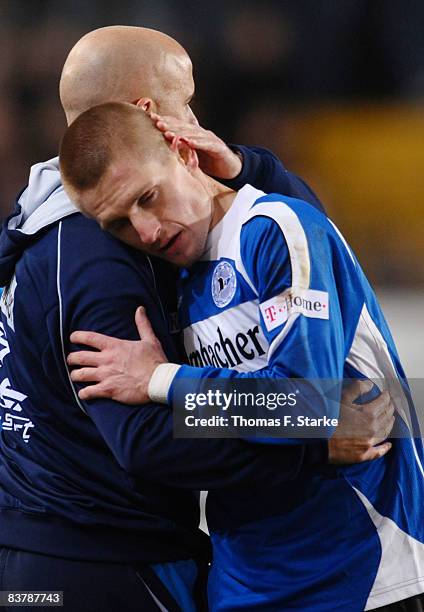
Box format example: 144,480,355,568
60,26,195,124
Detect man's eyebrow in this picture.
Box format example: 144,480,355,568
100,179,156,230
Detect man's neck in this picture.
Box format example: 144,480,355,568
207,177,237,231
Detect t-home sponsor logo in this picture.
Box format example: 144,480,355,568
260,288,329,331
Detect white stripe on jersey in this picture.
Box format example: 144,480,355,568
328,218,356,265
347,303,424,478
241,201,311,290
353,487,424,610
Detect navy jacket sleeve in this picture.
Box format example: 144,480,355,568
60,215,326,490
222,145,325,213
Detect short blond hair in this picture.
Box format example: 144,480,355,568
59,102,167,193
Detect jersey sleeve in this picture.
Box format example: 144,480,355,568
172,204,345,441
222,145,325,213
60,216,327,489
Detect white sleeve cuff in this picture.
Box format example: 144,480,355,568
148,363,181,404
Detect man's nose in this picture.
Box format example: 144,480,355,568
131,212,161,246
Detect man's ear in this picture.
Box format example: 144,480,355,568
171,136,199,172
134,97,156,114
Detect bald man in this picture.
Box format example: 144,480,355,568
61,27,197,124
0,26,388,612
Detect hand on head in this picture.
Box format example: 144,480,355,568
150,112,243,180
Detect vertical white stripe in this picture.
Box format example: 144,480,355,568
199,490,209,534
135,573,170,612
347,303,424,478
56,222,87,415
242,201,311,290
353,487,424,610
237,201,311,355
328,218,356,265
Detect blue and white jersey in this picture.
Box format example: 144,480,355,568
175,185,424,611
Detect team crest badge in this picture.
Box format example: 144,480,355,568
211,261,237,308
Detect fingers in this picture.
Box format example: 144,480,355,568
152,115,222,153
135,306,156,343
154,114,206,136
70,330,111,351
357,405,395,445
70,367,102,383
357,442,392,462
360,392,394,443
67,350,103,367
370,415,395,445
152,114,187,132
341,379,373,406
170,135,189,153
373,400,395,432
328,438,393,464
78,382,111,401
163,131,208,151
163,129,177,142
382,414,395,440
345,412,395,446
154,116,184,140
362,391,392,418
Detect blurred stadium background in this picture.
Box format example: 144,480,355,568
1,0,423,376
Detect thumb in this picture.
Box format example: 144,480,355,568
342,378,373,405
170,135,181,153
135,306,155,342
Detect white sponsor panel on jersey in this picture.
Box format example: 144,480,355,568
260,287,330,331
184,300,269,372
260,288,329,332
